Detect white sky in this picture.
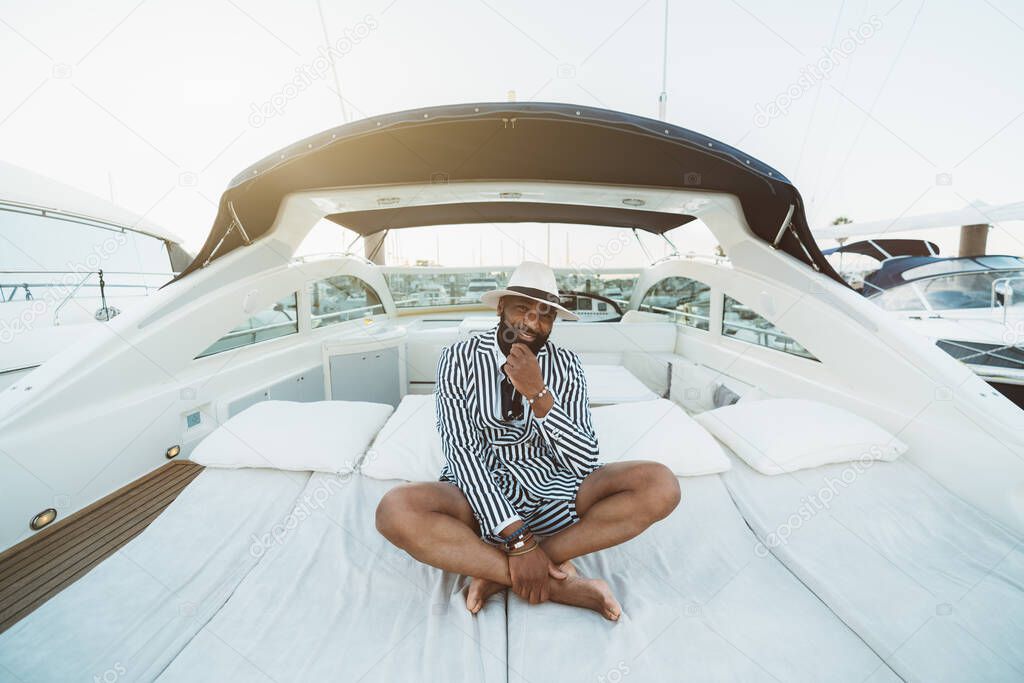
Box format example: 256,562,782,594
1,0,1022,266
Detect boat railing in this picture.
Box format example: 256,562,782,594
51,272,94,325
641,304,711,327
992,275,1024,323
1,272,160,326
311,303,385,325
214,320,296,343
722,318,814,358
1,270,167,308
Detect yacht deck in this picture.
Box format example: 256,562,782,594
0,460,203,634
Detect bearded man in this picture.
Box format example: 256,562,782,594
375,261,680,619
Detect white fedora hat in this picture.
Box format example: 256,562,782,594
480,261,578,321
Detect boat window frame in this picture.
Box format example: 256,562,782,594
307,273,386,330
194,290,300,359
720,293,819,361
637,275,712,331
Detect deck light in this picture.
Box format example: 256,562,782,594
622,198,646,207
499,192,522,200
30,508,57,531
377,197,400,207
166,445,181,459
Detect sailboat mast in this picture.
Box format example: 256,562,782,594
658,0,669,121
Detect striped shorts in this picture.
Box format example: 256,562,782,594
442,464,604,541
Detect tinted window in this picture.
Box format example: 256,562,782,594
639,276,711,330
196,292,298,358
914,270,1024,310
722,295,817,360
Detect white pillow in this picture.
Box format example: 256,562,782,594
360,394,442,481
694,398,908,475
361,395,729,481
591,399,731,476
192,400,393,473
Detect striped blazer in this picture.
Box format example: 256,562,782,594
435,323,602,543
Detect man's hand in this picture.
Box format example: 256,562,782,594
507,544,567,604
504,343,544,397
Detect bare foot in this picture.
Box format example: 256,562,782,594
557,560,579,577
466,576,506,614
550,576,622,621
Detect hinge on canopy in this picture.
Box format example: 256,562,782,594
227,201,253,245
771,204,821,272
772,204,796,247
203,200,253,267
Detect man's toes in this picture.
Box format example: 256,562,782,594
467,578,506,614
589,578,622,621
466,579,485,614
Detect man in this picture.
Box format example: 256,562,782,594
376,261,680,620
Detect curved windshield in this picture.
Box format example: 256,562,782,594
348,222,682,311
918,269,1024,310
383,268,639,311
873,268,1024,311
1,205,176,325
872,283,927,311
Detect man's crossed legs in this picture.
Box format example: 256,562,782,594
375,461,681,620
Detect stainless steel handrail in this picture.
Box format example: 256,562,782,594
992,275,1024,324
52,272,94,325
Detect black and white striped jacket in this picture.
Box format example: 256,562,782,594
435,323,602,543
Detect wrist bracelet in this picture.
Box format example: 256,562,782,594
527,387,549,405
504,531,534,554
499,523,531,546
507,540,539,556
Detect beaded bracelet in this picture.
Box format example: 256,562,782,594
503,530,535,554
498,523,531,546
527,387,549,405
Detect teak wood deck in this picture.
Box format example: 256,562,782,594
0,460,204,634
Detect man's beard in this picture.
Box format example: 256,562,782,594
497,316,548,356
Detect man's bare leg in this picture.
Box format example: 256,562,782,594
463,460,680,607
375,482,620,619
541,461,680,564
